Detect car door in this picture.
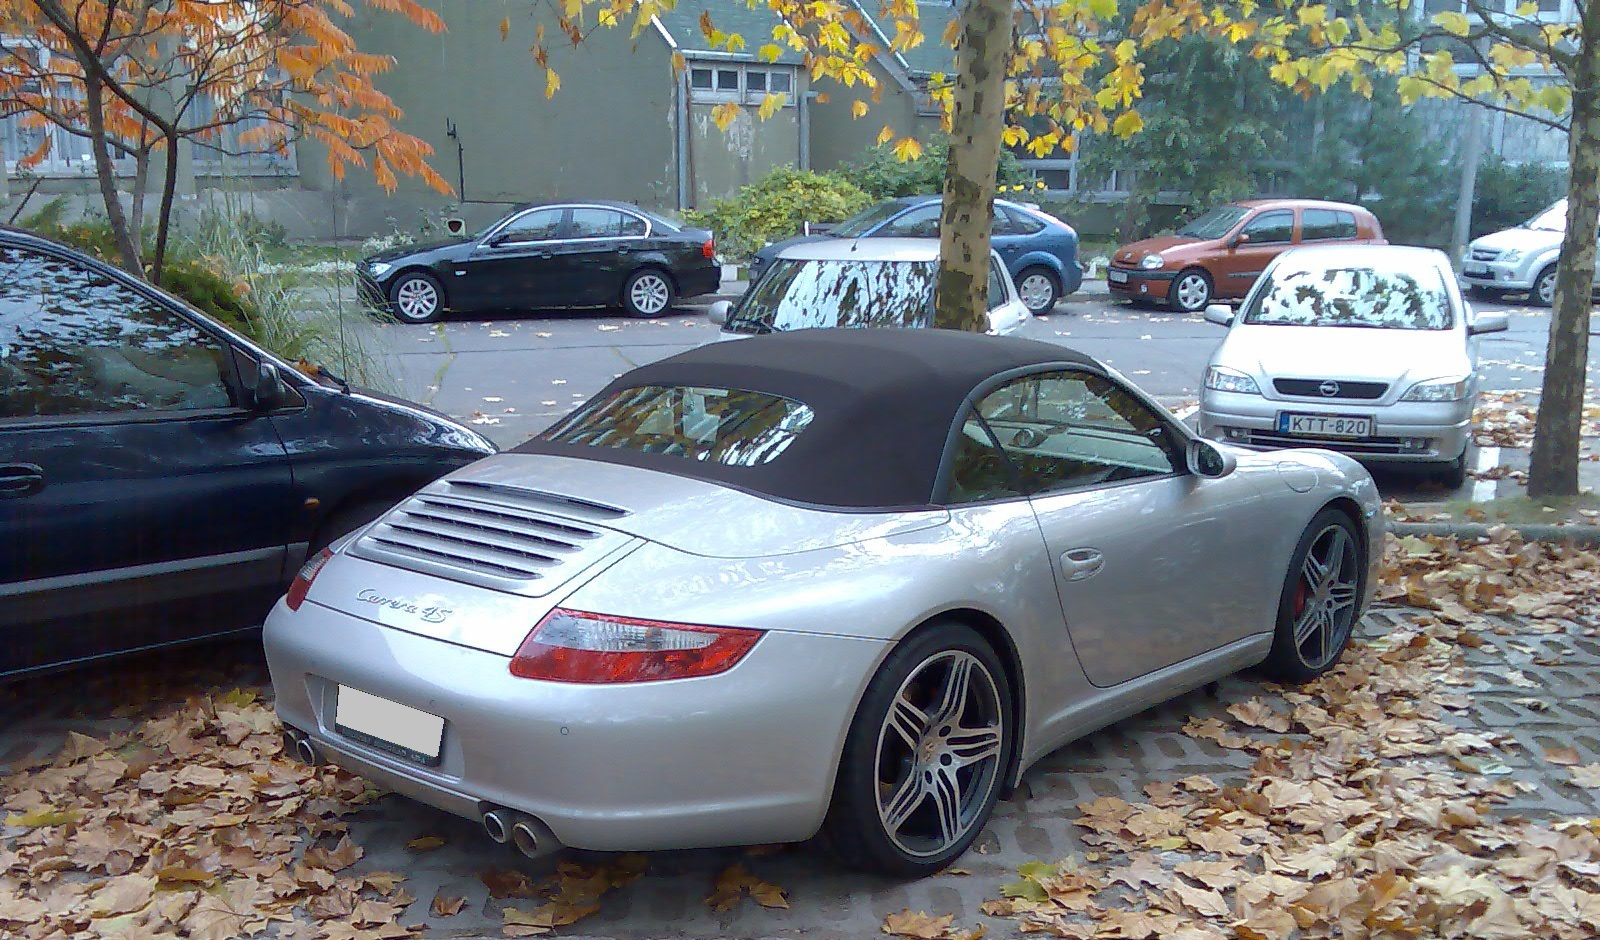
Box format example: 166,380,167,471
0,243,296,677
1217,209,1295,297
967,369,1272,687
459,206,570,310
551,206,646,305
985,256,1028,335
992,206,1043,273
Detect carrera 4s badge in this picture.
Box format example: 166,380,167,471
355,589,454,623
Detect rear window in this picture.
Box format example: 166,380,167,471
1242,263,1454,330
729,258,938,332
1301,208,1358,241
540,385,815,467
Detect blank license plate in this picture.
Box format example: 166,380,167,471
1108,269,1129,284
1277,413,1373,438
1462,262,1488,276
335,685,444,766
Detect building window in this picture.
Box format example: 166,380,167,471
686,63,797,106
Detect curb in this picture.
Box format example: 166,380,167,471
1389,520,1600,546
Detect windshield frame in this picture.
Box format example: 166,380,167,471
728,256,940,333
1526,200,1566,232
1238,261,1457,331
1178,205,1251,240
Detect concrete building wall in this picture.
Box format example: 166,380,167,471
686,102,800,205
299,0,679,235
807,60,941,172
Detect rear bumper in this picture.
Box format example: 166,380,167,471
675,264,722,300
264,596,885,852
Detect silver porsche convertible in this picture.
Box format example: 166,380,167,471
265,328,1382,876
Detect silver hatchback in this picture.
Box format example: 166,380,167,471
1197,245,1508,486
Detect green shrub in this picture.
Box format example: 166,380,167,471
1472,157,1565,238
839,135,1035,200
686,166,874,260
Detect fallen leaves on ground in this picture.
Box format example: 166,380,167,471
483,854,646,934
882,908,984,939
987,606,1600,940
705,862,788,911
0,689,410,940
1381,527,1600,623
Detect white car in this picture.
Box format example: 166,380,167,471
1198,245,1507,487
1461,199,1598,307
709,238,1031,338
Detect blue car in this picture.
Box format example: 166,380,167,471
750,196,1083,313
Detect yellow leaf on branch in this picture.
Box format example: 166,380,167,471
1112,110,1143,138
757,92,787,120
711,101,741,131
892,136,923,162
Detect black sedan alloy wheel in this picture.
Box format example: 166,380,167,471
826,622,1012,876
1265,508,1361,681
390,271,445,324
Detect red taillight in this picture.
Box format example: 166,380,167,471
701,238,716,259
510,608,762,683
285,548,333,612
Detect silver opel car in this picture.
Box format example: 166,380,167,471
266,329,1381,876
1198,245,1508,487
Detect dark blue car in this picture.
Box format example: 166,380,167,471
0,228,497,679
750,196,1083,314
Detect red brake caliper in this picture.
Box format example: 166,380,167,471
1293,578,1309,617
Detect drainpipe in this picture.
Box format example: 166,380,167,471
676,72,691,211
799,84,811,171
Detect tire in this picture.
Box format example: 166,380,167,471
1531,265,1557,307
622,268,675,318
388,271,445,324
824,621,1013,877
1435,448,1469,490
1015,267,1060,314
1262,509,1362,683
1169,268,1213,312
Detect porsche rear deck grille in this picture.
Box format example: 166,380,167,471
350,492,633,593
1273,379,1389,400
447,480,628,520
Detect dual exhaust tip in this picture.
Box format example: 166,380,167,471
282,728,558,860
482,807,559,859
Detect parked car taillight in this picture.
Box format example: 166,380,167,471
702,238,716,260
285,548,333,612
510,608,762,683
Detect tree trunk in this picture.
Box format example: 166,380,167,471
82,71,142,273
1527,25,1599,497
129,146,150,239
934,0,1011,332
150,131,180,286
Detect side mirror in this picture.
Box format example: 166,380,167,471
1231,232,1251,248
1203,303,1235,326
253,360,287,411
1468,310,1509,335
708,299,732,326
1187,438,1237,479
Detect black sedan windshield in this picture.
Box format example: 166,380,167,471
1178,206,1250,239
730,259,937,332
1242,265,1454,330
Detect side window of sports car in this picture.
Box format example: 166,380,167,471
947,416,1024,504
975,370,1180,494
0,245,234,419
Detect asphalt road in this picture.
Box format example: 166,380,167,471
322,284,1596,503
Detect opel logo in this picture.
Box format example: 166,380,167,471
1319,380,1340,397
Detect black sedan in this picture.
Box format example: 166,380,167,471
0,227,497,679
358,201,722,323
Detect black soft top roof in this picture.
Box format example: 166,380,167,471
512,328,1100,509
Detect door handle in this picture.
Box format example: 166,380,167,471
1059,548,1104,582
535,251,553,259
0,463,45,498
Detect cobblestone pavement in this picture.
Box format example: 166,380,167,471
3,606,1597,939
